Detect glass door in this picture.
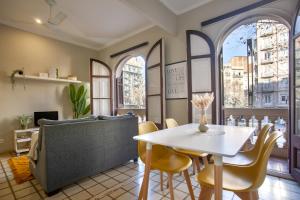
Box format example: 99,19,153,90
292,6,300,183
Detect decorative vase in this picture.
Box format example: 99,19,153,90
199,109,208,132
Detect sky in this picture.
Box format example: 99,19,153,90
223,23,256,64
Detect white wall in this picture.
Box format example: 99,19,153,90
0,24,98,153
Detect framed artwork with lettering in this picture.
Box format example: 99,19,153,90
165,62,188,99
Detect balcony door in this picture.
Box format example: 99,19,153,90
220,18,290,176
292,5,300,183
186,30,216,123
145,39,165,129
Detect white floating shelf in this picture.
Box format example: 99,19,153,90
16,148,30,153
14,74,82,84
16,138,32,143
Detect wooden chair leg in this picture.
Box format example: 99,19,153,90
198,185,214,200
160,171,164,191
193,157,201,172
168,173,174,200
235,191,254,200
251,190,259,200
138,178,145,200
192,160,196,175
183,170,195,200
138,145,152,200
202,156,209,168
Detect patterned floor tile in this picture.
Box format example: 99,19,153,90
14,187,36,199
69,190,91,200
86,184,106,196
101,178,119,188
0,153,299,200
63,184,83,196
77,178,97,189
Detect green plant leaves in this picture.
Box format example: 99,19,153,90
68,84,90,119
69,84,76,103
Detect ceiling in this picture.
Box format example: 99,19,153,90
160,0,214,15
0,0,214,50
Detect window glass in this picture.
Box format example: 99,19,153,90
223,19,289,108
117,56,146,108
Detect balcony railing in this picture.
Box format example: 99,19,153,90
117,108,146,123
224,107,289,159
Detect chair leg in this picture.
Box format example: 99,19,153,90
251,190,259,200
198,185,214,200
138,178,145,200
183,170,195,200
193,157,201,172
160,171,164,191
192,161,196,175
202,156,209,168
235,191,256,200
168,173,174,200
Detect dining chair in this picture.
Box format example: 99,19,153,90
138,121,195,200
223,124,272,166
197,131,281,200
165,118,209,172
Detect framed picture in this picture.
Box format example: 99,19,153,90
165,62,188,99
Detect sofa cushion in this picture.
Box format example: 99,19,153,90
97,114,134,120
38,116,97,126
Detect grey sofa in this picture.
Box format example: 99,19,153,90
30,115,138,194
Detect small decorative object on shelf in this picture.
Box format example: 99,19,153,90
67,75,77,81
39,72,49,78
274,117,287,148
261,116,271,129
191,92,214,132
18,115,32,130
226,115,236,126
237,115,247,127
10,69,25,90
49,67,57,78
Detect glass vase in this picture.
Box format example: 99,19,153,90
199,109,208,132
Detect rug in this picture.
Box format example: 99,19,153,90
8,156,33,184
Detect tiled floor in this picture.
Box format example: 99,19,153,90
0,153,300,200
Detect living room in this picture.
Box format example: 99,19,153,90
1,0,300,200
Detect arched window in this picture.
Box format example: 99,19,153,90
220,17,290,175
116,56,146,109
221,18,289,109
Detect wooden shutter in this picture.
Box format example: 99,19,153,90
145,39,165,129
186,30,216,123
90,59,112,116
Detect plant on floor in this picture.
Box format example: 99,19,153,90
69,84,90,119
18,115,32,129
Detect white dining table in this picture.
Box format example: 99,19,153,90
133,123,255,200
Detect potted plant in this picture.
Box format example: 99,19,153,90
18,115,32,129
69,84,91,119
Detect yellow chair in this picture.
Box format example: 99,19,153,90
165,118,209,172
138,121,195,200
223,124,272,166
197,131,281,200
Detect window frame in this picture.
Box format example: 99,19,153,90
90,58,112,116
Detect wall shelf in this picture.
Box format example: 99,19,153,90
13,74,82,84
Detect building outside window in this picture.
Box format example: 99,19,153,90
117,56,145,109
223,19,289,108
